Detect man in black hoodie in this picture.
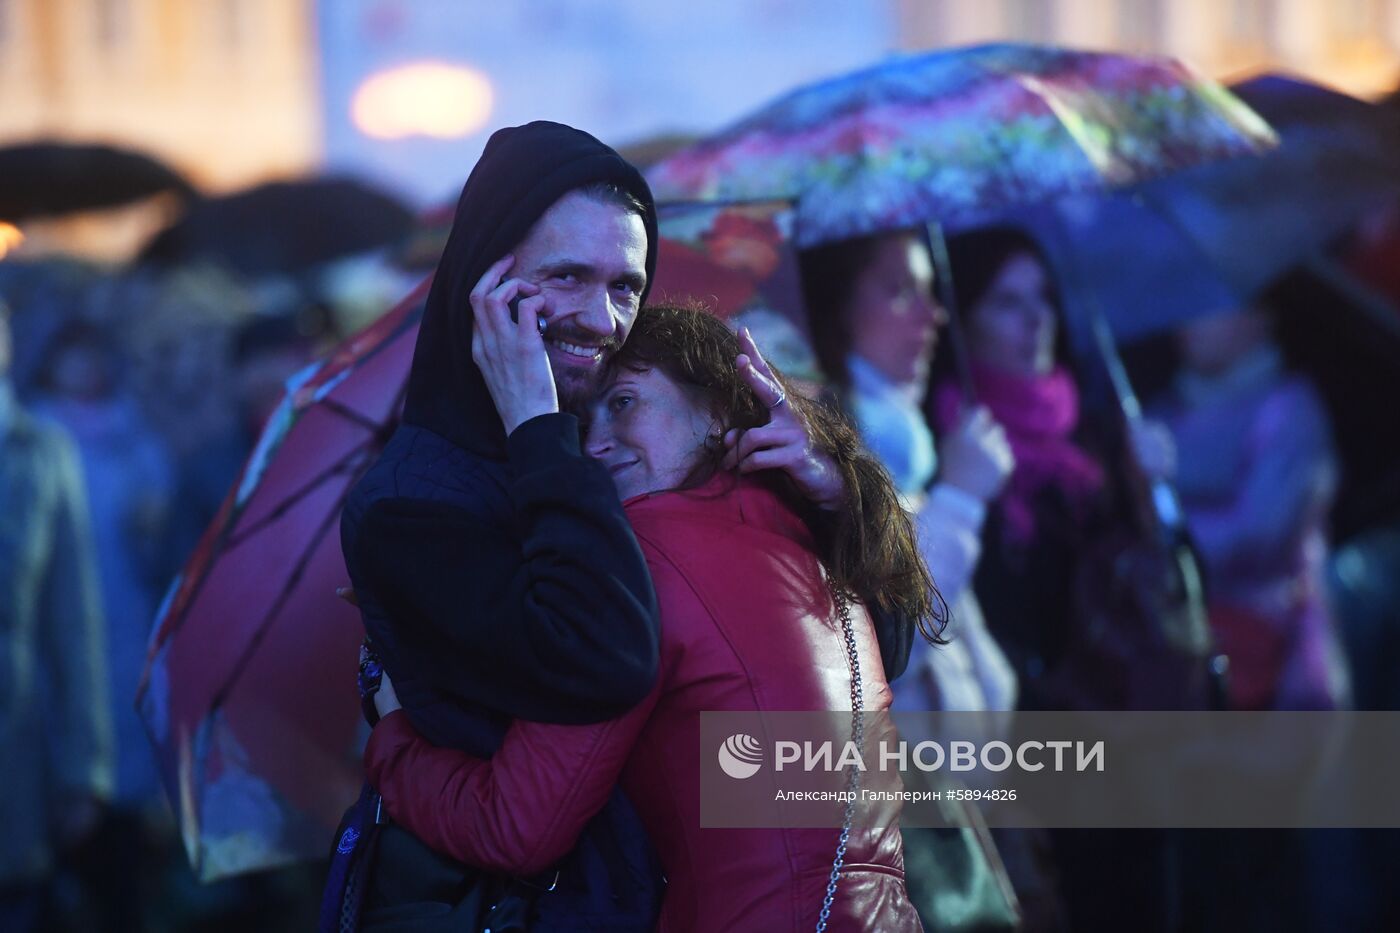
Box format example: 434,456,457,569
337,122,868,929
338,122,665,929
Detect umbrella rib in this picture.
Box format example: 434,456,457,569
224,446,373,548
201,380,409,717
318,398,387,434
204,464,358,716
143,439,372,667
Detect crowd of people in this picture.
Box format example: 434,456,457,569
1,105,1399,933
0,249,417,930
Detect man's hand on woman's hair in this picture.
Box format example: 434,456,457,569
722,327,845,510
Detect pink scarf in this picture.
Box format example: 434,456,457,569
934,363,1105,546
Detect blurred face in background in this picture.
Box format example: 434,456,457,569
48,337,114,401
1176,306,1271,377
966,251,1058,378
844,232,945,388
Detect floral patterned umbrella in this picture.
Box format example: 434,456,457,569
136,280,428,881
648,44,1276,247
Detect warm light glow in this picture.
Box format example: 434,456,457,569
0,222,24,259
351,61,494,140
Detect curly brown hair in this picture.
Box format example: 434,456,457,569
611,304,945,646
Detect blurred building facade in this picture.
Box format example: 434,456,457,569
899,0,1400,96
0,0,319,191
0,0,1397,201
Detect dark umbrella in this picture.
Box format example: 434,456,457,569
0,141,195,221
140,178,416,277
1037,73,1400,344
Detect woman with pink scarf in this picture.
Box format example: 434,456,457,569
935,227,1178,713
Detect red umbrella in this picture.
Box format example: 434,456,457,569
136,279,429,881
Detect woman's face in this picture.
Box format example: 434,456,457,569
583,365,717,501
966,251,1058,378
845,233,947,388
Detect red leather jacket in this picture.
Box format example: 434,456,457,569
366,473,920,931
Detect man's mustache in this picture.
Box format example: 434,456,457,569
541,323,622,354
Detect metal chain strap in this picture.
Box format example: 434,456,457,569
816,583,864,933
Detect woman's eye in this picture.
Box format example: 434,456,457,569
609,394,635,412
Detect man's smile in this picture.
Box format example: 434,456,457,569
548,339,606,364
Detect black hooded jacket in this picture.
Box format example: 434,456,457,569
343,122,661,744
338,123,663,925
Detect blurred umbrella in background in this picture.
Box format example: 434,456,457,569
648,43,1276,249
652,200,821,382
140,177,415,278
1040,73,1400,344
136,279,428,881
648,43,1276,400
0,141,195,221
650,44,1283,663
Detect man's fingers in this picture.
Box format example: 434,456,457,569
515,293,547,338
738,425,800,461
739,327,775,378
736,353,784,412
735,448,791,474
477,277,536,341
471,255,516,307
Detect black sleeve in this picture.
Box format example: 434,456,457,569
869,603,914,683
358,413,660,724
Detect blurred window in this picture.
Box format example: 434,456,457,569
95,0,130,50
1332,0,1385,40
1117,0,1162,51
1227,0,1274,48
1327,0,1391,62
1003,0,1054,41
218,0,248,51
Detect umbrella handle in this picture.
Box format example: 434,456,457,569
924,221,977,404
1087,305,1190,533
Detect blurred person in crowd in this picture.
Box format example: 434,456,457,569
801,231,1067,932
936,227,1199,933
0,302,113,932
364,305,929,931
232,305,333,445
0,257,104,396
935,226,1184,712
332,122,849,929
115,266,250,580
799,229,1017,715
1155,306,1369,933
28,319,176,931
1152,305,1350,711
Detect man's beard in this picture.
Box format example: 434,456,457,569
555,363,604,413
546,326,621,412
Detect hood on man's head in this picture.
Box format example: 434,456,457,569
402,121,658,457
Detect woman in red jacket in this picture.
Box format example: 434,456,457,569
365,305,937,931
